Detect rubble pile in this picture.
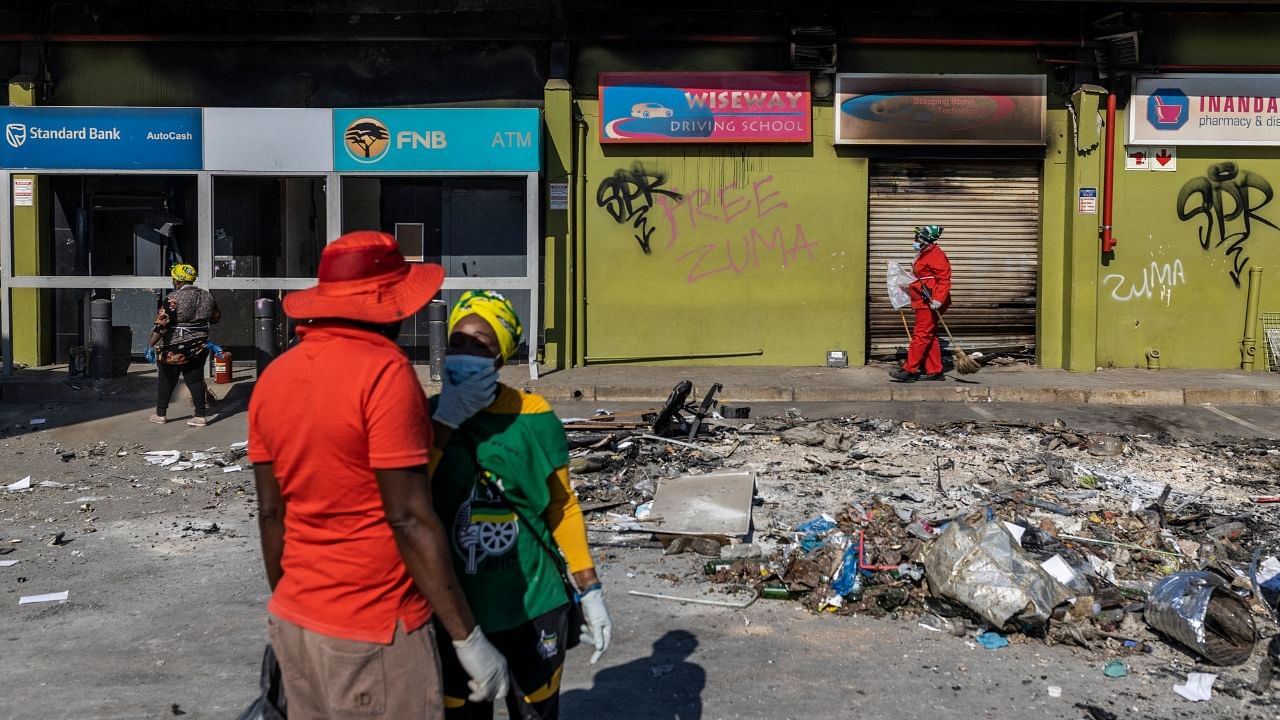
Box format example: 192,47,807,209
565,392,1280,698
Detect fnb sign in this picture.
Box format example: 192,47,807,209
398,130,448,149
333,108,540,172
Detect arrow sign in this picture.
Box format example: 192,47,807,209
1152,146,1177,172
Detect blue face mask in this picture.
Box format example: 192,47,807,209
913,241,926,251
444,354,496,385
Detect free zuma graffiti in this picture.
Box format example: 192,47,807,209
1102,260,1186,305
1176,162,1279,287
595,162,683,253
654,175,818,284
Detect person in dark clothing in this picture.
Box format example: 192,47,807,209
149,263,221,426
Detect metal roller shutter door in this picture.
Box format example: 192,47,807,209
867,161,1040,357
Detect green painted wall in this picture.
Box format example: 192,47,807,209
7,79,52,367
580,101,867,366
1094,108,1280,369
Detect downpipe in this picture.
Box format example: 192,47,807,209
1101,92,1118,253
1242,267,1263,370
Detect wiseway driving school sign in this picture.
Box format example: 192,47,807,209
1132,74,1280,146
599,72,811,144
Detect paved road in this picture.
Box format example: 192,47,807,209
0,397,1274,719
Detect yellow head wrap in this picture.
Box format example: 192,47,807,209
448,290,523,361
170,263,197,282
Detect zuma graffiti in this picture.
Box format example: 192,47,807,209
656,175,817,284
1103,260,1186,305
595,163,683,253
1176,162,1279,287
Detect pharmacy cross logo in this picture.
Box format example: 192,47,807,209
343,116,390,163
5,123,27,149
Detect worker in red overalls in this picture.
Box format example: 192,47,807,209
890,225,952,383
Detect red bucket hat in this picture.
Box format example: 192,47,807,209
283,231,444,324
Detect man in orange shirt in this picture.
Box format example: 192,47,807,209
250,231,508,719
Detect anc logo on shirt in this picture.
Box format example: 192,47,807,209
453,477,519,574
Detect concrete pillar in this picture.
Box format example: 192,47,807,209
8,78,52,367
542,79,574,371
1063,88,1104,373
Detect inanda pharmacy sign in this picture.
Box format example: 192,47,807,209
1132,74,1280,146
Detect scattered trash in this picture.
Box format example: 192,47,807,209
1172,672,1217,702
976,631,1009,650
145,451,181,467
178,520,220,536
19,590,69,605
0,560,18,567
628,589,757,608
1145,571,1257,666
222,465,243,474
6,476,32,492
921,518,1073,629
1103,660,1129,678
1047,686,1062,698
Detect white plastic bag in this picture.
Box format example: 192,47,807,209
886,262,915,310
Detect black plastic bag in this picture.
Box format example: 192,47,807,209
237,644,288,720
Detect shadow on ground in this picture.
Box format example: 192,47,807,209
562,630,706,720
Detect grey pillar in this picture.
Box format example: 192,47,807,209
89,298,112,379
255,298,277,376
427,299,447,382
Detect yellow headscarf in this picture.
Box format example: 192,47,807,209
448,290,523,361
170,264,197,282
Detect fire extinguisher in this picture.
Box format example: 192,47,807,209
213,351,233,384
208,341,232,384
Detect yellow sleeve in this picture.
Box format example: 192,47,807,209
546,466,595,575
427,447,444,481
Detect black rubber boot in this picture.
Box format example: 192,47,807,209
889,368,919,383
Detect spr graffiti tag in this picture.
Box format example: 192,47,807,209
1176,162,1279,287
658,175,818,284
596,163,683,253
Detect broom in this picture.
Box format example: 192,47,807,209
933,311,981,374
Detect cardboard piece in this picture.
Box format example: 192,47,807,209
648,471,756,538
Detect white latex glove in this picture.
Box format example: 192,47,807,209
452,626,509,703
433,366,498,429
930,300,942,310
579,587,613,665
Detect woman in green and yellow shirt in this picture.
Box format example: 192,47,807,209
428,290,613,720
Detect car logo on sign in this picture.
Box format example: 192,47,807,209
343,117,390,163
5,123,27,149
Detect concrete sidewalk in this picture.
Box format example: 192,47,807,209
518,364,1280,406
6,361,1279,407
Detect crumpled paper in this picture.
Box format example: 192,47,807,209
1173,672,1216,702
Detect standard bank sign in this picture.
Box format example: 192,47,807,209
0,107,201,170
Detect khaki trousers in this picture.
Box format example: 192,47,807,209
268,613,444,720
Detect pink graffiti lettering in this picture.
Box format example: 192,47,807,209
677,223,817,284
719,183,751,224
753,176,788,218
